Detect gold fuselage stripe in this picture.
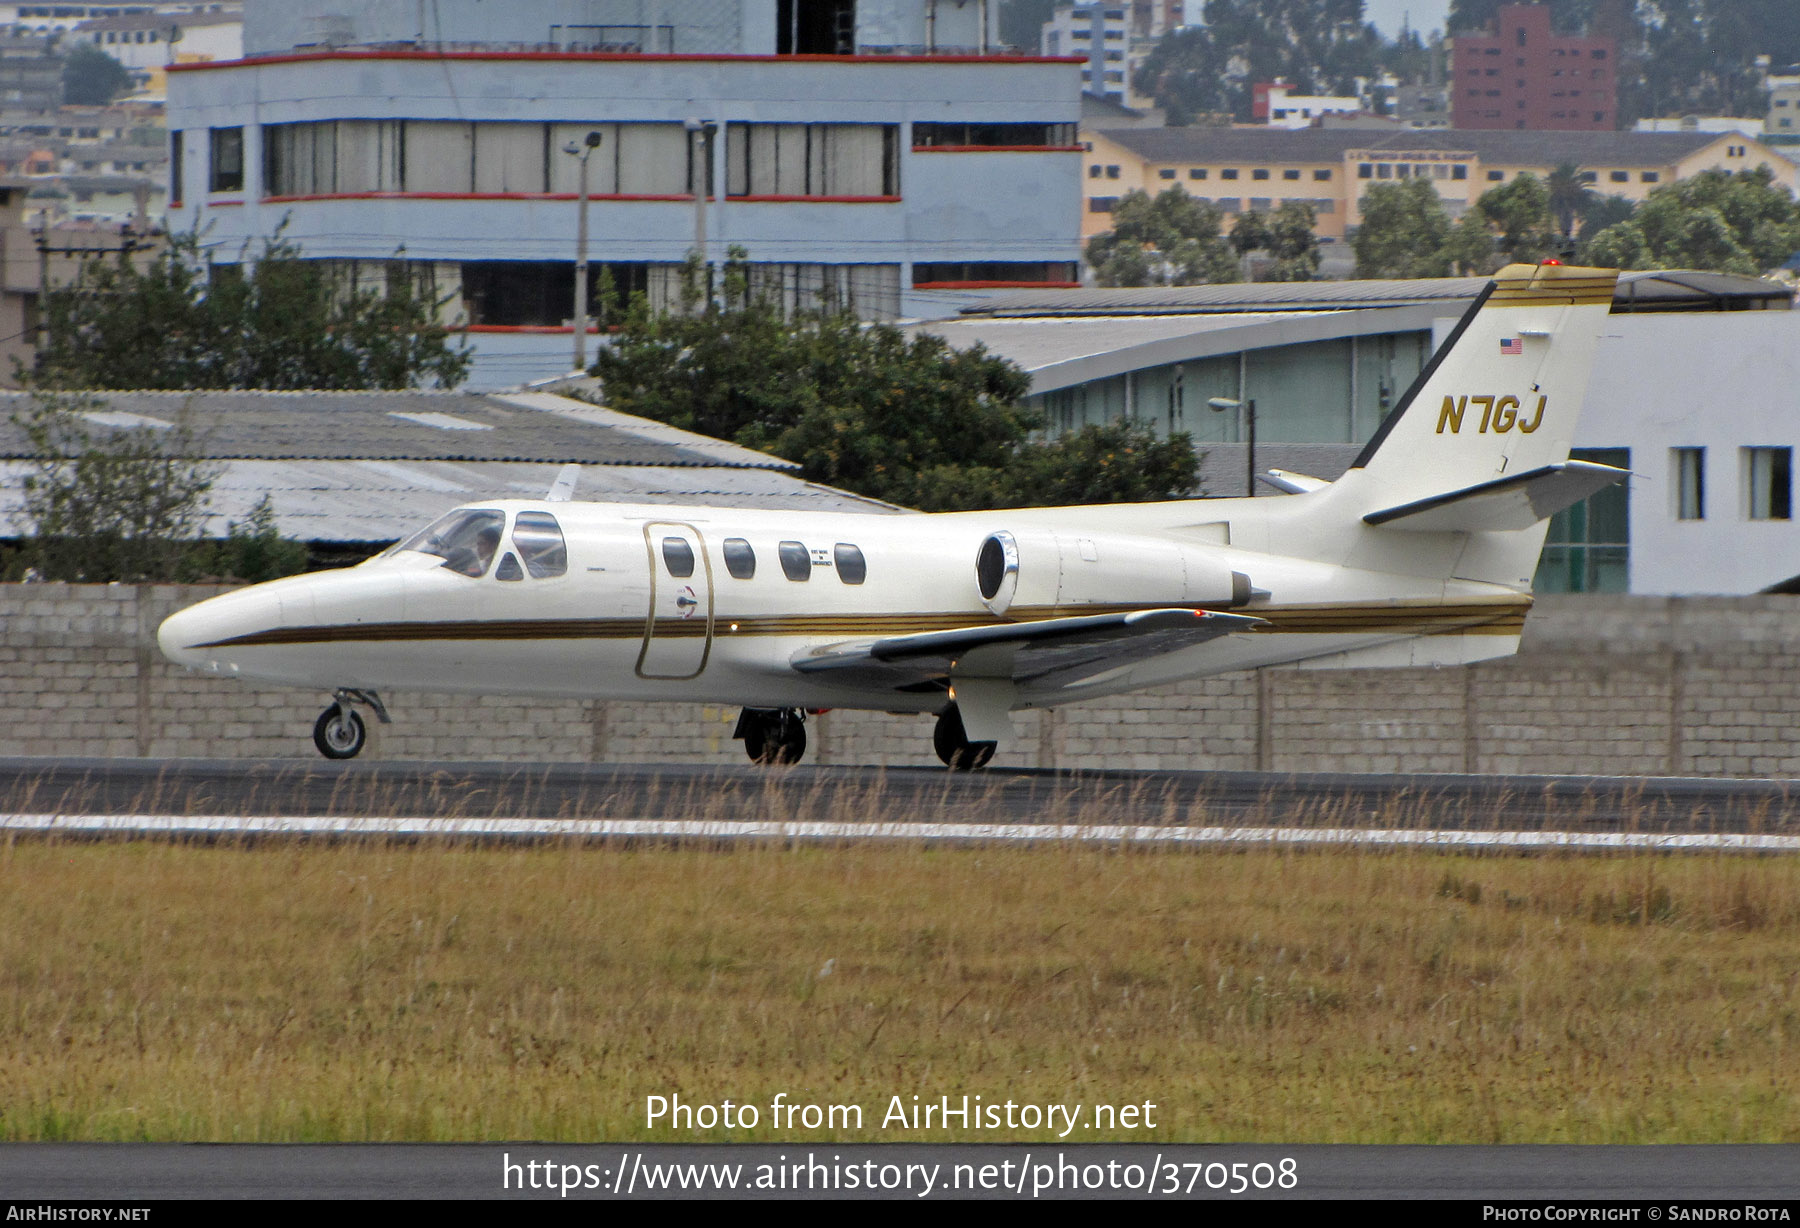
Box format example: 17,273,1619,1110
188,599,1532,650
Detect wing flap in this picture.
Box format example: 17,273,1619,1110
1363,461,1628,533
791,607,1265,691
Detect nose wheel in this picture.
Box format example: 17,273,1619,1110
934,704,996,771
734,707,806,765
312,689,390,760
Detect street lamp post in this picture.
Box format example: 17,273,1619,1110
562,129,603,372
1207,396,1257,497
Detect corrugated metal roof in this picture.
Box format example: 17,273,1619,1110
0,390,799,470
960,270,1792,319
961,277,1488,317
0,458,903,545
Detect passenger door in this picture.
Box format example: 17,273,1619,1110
636,522,714,680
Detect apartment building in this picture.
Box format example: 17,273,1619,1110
167,0,1084,386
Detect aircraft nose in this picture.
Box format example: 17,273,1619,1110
157,602,215,671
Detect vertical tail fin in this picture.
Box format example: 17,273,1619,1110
1348,262,1618,507
1341,262,1621,589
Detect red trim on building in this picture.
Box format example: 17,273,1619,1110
260,191,695,204
728,194,901,203
206,197,244,206
912,280,1081,290
910,145,1086,153
170,51,1084,73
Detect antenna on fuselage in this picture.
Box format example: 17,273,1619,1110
546,464,581,502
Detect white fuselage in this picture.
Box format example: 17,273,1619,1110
157,485,1532,717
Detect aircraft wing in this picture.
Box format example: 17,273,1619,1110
790,607,1265,691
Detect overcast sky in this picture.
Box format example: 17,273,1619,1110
1361,0,1452,39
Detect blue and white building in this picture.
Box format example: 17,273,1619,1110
165,0,1085,385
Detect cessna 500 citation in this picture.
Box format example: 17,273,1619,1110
159,262,1624,767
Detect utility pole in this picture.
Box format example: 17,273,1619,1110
562,129,603,371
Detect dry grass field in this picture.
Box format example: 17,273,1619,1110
3,835,1798,1143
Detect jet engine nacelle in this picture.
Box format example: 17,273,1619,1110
975,529,1250,616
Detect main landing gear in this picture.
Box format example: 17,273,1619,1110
734,707,807,765
312,689,391,760
934,703,996,771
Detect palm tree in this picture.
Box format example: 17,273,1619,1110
1546,162,1593,243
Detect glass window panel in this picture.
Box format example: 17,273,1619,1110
473,123,547,193
397,509,504,578
723,538,756,579
512,511,568,578
834,543,866,584
403,121,474,192
662,536,696,577
779,541,811,581
495,552,524,581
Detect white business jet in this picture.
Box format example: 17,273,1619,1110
159,262,1624,767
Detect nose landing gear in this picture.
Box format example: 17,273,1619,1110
312,689,391,760
734,707,807,765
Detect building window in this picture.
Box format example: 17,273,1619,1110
1376,163,1392,178
1313,168,1331,180
1609,170,1628,182
727,123,899,197
1673,448,1705,521
1536,448,1630,593
1283,169,1300,180
1088,164,1102,178
1452,164,1467,179
1641,171,1659,183
1088,196,1119,212
169,128,182,205
1159,168,1176,179
1487,169,1504,180
208,126,243,193
1105,165,1120,178
1747,447,1793,521
1189,168,1207,179
912,122,1075,148
1252,168,1269,180
1357,163,1372,178
1220,168,1238,179
912,261,1077,287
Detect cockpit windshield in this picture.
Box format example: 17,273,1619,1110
394,509,505,578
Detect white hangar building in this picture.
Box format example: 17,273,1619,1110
920,270,1800,596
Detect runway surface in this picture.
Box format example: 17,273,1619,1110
1,757,1796,850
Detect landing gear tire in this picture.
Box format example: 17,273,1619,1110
313,705,367,760
934,704,996,771
736,707,806,765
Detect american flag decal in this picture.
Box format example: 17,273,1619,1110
1500,337,1523,355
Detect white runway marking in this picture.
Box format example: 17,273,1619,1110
4,812,1798,852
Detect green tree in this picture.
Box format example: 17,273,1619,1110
1583,168,1800,273
1573,193,1637,256
996,421,1199,507
1475,172,1558,264
11,391,217,582
33,230,471,391
1441,211,1498,275
61,41,131,106
1264,200,1323,281
1545,163,1593,242
1353,178,1453,278
1086,187,1239,287
592,255,1198,510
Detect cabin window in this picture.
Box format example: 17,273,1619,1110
512,511,568,578
395,508,505,577
723,537,756,579
779,540,811,581
662,537,696,577
834,543,866,584
495,552,524,581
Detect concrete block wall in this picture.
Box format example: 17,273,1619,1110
5,585,1800,776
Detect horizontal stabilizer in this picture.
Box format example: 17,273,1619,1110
1362,461,1628,533
1262,468,1330,494
792,607,1265,691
